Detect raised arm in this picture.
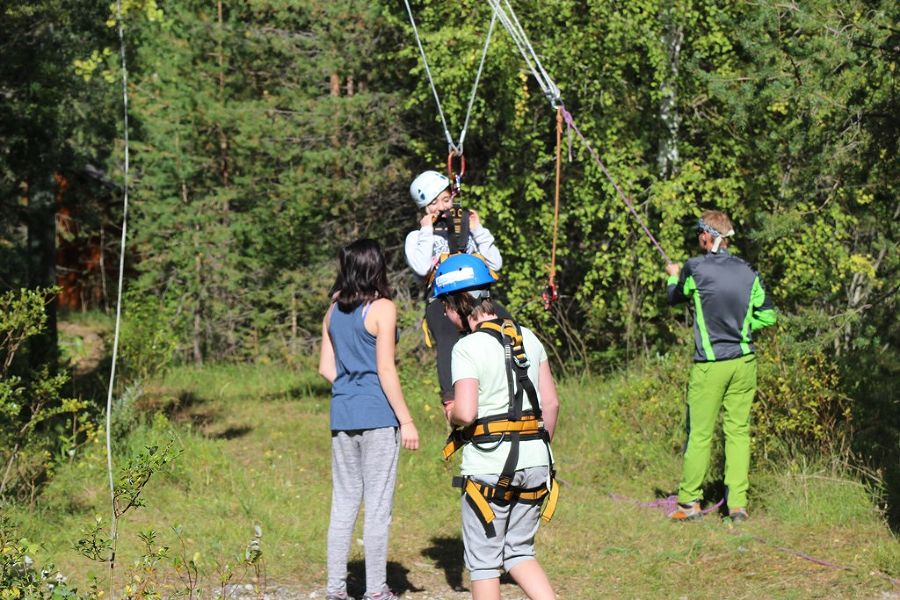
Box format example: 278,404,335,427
405,228,436,277
666,261,693,305
468,215,503,271
750,274,777,331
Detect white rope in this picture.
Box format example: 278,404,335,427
486,0,561,107
402,0,496,155
457,11,496,153
105,0,131,592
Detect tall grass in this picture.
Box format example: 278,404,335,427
7,360,898,598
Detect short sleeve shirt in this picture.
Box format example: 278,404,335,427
451,325,553,475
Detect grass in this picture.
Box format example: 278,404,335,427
8,360,900,598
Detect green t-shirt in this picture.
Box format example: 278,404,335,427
451,325,553,475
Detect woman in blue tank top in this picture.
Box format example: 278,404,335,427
318,239,418,600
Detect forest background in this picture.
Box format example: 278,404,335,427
0,0,897,594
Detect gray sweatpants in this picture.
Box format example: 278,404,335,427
327,427,400,597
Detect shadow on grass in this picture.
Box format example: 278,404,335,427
209,424,253,440
422,536,467,592
346,560,424,597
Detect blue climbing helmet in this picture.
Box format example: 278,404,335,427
432,254,497,299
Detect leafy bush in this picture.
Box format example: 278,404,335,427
754,324,852,462
0,288,96,504
119,291,179,381
0,517,97,599
596,321,853,479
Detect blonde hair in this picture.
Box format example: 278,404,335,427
701,210,734,237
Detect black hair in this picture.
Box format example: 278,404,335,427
439,292,495,321
330,239,393,313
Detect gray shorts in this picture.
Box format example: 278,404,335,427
460,466,550,581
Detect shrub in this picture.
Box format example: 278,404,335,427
119,291,179,382
0,288,96,505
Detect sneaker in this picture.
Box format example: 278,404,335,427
729,508,748,523
326,592,355,600
362,585,398,600
668,501,702,521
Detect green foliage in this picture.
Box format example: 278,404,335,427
0,517,98,599
754,323,852,461
118,292,179,382
125,0,410,364
0,289,96,504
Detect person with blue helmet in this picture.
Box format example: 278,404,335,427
434,254,561,600
405,170,509,407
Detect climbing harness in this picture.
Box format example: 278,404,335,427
443,318,559,537
433,205,470,255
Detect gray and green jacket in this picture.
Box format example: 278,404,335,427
667,250,776,362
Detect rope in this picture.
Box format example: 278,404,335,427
402,0,496,155
548,107,563,290
105,0,131,592
485,0,560,107
458,11,496,154
486,1,671,263
607,492,900,586
561,107,672,263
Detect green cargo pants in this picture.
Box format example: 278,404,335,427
677,354,757,510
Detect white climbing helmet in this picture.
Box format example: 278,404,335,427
409,170,450,208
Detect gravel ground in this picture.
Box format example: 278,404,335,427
220,583,529,599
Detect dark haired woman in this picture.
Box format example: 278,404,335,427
318,239,419,600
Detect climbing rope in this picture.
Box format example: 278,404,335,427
485,0,561,107
561,107,672,263
105,0,131,590
486,0,672,264
543,107,563,310
608,492,900,586
402,0,496,157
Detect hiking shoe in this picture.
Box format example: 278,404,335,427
729,508,749,523
668,501,702,521
362,585,398,600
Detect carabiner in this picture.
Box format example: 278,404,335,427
447,149,466,182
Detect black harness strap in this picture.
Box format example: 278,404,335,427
443,318,558,537
433,205,470,254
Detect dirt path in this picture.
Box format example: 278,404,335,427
58,321,105,376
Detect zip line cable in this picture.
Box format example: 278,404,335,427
485,0,560,106
561,107,672,263
402,0,496,155
106,0,131,591
486,0,671,263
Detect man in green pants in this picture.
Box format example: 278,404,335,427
664,210,776,522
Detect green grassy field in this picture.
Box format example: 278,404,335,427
9,361,899,598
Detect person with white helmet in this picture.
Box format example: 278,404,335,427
433,254,560,600
405,170,507,407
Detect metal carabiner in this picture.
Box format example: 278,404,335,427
447,149,466,184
